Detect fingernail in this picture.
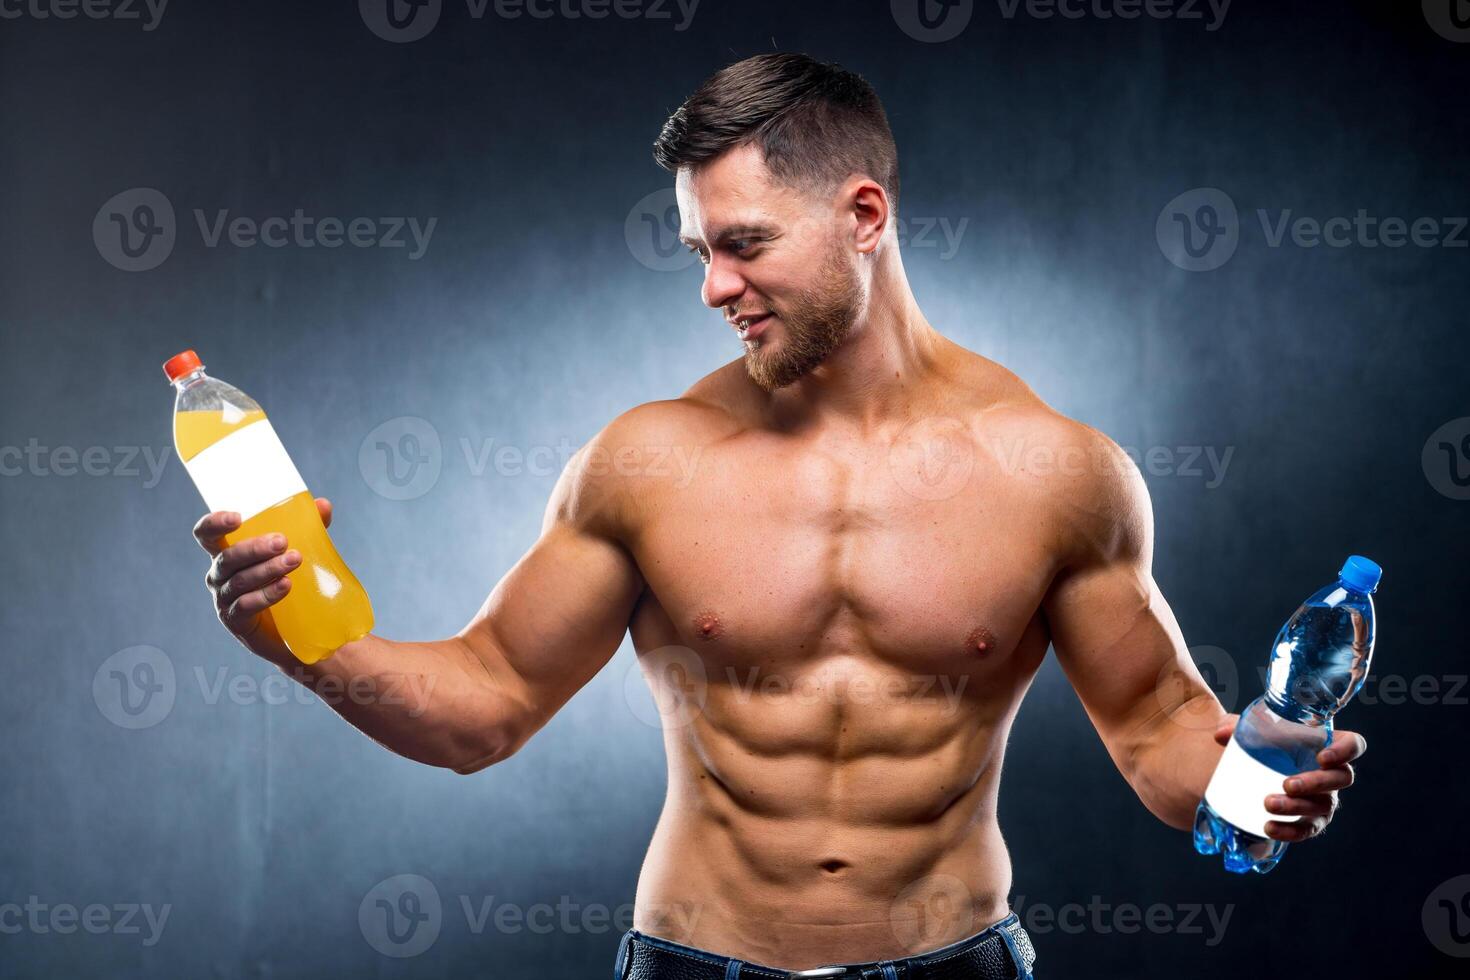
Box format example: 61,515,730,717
1285,778,1301,792
271,534,286,549
225,513,240,526
284,551,301,566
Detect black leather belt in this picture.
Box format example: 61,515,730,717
615,914,1037,980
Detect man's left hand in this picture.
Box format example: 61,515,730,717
1212,715,1366,842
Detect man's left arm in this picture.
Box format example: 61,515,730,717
1037,423,1364,839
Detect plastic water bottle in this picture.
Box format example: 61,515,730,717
1193,555,1381,874
164,349,374,664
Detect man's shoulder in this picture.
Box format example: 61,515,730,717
555,360,744,505
958,360,1150,555
981,398,1138,488
597,358,749,450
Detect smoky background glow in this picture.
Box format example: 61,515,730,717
1,2,1466,976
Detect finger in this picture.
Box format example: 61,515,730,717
219,575,292,632
1317,732,1367,767
217,550,302,606
1285,765,1355,796
1266,792,1336,819
207,532,288,590
193,511,242,557
1348,606,1367,656
316,497,332,529
1264,816,1326,842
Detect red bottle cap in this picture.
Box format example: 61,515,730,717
162,349,202,382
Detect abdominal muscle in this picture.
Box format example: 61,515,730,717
628,648,1024,971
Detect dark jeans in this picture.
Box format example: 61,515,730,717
613,911,1037,979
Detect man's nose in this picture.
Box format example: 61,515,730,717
700,255,746,311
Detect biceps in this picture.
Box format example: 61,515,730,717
459,521,644,732
1045,560,1207,751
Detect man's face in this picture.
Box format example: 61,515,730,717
676,145,866,391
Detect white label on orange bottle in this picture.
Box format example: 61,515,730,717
1204,737,1303,838
183,419,307,521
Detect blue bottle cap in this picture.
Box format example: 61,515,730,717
1338,555,1382,594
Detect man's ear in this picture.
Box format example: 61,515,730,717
848,178,891,255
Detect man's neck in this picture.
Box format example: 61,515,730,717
766,281,951,434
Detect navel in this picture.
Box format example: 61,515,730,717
693,611,725,641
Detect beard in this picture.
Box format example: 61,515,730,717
742,243,864,392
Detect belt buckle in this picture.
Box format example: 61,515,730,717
786,969,851,979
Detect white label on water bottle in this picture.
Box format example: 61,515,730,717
1204,737,1303,838
183,419,308,521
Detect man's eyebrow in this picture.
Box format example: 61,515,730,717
678,224,777,248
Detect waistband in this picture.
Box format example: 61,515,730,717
614,912,1037,980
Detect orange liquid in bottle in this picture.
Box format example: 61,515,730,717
175,409,373,664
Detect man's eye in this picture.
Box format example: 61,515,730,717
730,240,752,253
687,246,708,263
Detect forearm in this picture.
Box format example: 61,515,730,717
1129,695,1230,831
267,630,528,774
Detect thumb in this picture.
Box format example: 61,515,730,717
315,497,333,529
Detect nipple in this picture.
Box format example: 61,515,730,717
967,625,997,656
693,612,724,641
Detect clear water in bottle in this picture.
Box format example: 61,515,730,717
1193,555,1381,874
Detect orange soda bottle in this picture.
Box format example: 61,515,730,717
164,350,373,664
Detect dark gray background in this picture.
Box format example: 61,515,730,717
1,1,1466,976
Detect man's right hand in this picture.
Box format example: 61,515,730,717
192,497,334,668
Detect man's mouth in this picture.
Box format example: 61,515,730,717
733,313,773,342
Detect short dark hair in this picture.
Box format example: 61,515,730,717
653,53,901,216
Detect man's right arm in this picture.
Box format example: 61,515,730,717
194,415,649,774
